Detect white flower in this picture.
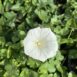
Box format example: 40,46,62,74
23,27,58,62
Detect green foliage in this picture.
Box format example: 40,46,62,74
68,72,77,77
0,0,77,77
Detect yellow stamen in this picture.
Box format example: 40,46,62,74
36,40,44,48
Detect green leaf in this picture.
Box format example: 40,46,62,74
0,0,4,14
56,51,64,61
11,3,22,11
7,47,12,58
39,62,56,74
68,72,77,77
39,73,49,77
0,37,6,46
4,64,19,77
56,63,64,77
32,0,37,5
19,68,30,77
4,11,16,21
54,73,60,77
27,58,41,68
35,9,49,22
69,49,77,59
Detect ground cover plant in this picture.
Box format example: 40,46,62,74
0,0,77,77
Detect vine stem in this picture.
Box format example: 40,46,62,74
68,28,74,38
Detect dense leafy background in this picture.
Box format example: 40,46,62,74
0,0,77,77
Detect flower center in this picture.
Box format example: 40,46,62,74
35,40,44,48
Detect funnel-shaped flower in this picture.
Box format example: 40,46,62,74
23,27,58,62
